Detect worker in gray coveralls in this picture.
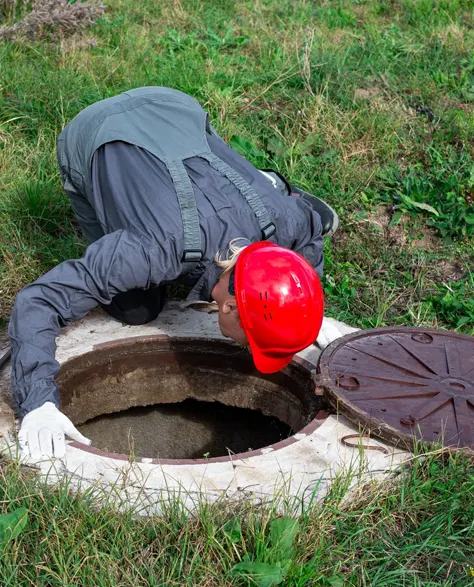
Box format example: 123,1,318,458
9,87,341,460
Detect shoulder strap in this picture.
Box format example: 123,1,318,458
165,153,276,277
200,153,276,240
165,159,203,274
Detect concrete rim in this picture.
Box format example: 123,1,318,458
0,305,412,515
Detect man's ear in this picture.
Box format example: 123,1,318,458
222,298,238,315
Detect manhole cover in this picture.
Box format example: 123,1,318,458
319,327,474,450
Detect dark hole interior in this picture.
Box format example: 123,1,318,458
57,337,325,461
77,398,292,459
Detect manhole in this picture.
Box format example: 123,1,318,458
77,400,292,460
56,336,325,463
319,327,474,450
0,306,412,514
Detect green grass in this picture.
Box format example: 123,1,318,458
1,0,474,331
0,450,473,586
1,0,474,584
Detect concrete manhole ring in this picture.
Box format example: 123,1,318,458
0,304,410,514
57,335,328,465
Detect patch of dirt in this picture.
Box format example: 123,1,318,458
61,35,97,52
432,260,466,284
440,97,473,114
411,227,438,251
356,205,439,250
352,4,370,20
354,87,382,100
361,205,406,245
364,205,391,229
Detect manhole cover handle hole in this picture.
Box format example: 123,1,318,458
411,333,433,344
400,417,415,426
336,376,360,390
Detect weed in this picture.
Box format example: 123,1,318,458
0,507,28,547
1,2,474,582
231,517,299,586
379,146,474,240
1,0,473,330
0,450,472,585
429,277,474,330
0,0,105,41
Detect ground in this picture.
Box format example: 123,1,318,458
0,0,474,585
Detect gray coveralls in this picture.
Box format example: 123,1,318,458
8,87,324,416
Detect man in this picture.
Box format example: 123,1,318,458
10,87,339,460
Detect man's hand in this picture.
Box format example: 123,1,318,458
19,402,91,459
316,317,359,350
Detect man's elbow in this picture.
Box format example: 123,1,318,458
8,286,35,334
8,283,61,336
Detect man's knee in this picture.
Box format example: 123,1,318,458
101,287,165,326
114,305,161,326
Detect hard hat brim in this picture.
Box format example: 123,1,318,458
248,336,294,374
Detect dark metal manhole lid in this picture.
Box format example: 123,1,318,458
319,327,474,450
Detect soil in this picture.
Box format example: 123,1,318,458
433,260,465,283
354,87,382,100
77,398,292,460
363,205,439,250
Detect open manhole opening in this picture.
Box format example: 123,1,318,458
56,337,326,461
76,400,292,460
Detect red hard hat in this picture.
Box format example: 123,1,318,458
234,241,324,374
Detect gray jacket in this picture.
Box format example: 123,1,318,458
9,87,324,416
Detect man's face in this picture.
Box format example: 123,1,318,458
218,305,248,346
211,269,249,346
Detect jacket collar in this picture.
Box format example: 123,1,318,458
186,262,222,302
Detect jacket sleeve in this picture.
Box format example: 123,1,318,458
292,205,324,278
8,229,168,417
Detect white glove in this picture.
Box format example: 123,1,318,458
316,317,360,350
19,402,91,460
